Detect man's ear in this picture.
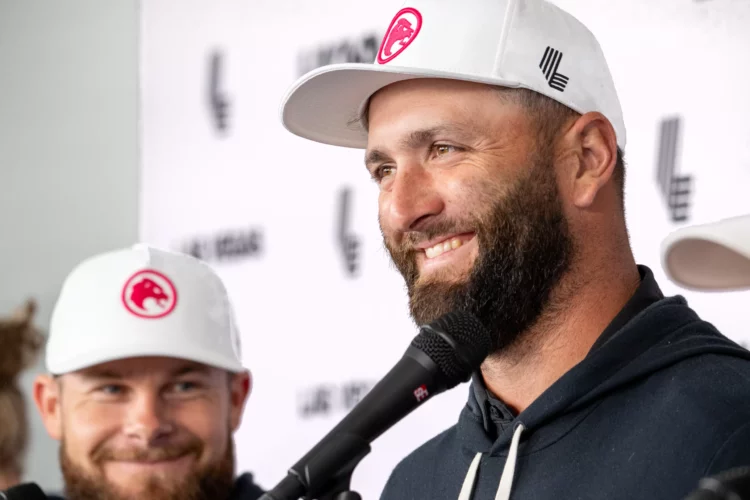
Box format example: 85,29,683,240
229,370,252,432
564,112,618,209
33,374,63,440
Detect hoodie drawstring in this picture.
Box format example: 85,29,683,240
457,424,526,500
458,452,482,500
494,423,525,500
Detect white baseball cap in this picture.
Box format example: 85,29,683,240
661,214,750,292
46,244,245,374
280,0,626,149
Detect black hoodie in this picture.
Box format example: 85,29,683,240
380,267,750,500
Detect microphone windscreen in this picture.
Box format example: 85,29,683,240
412,311,492,387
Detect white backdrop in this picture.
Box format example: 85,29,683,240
138,0,750,498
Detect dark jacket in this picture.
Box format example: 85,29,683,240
232,472,265,500
45,472,264,500
380,267,750,500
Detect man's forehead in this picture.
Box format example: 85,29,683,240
364,88,522,150
70,357,215,379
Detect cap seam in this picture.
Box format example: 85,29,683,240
493,0,519,75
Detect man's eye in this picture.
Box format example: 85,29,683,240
434,144,457,156
374,165,395,181
98,385,125,395
172,381,198,392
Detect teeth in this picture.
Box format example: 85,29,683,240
425,238,463,259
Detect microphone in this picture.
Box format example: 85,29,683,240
685,466,750,500
260,311,492,500
0,483,47,500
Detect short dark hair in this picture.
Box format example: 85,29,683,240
502,88,625,208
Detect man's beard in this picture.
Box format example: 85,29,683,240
384,152,574,355
60,434,236,500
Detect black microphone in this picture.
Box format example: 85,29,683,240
260,311,492,500
0,483,47,500
685,466,750,500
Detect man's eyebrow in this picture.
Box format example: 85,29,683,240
364,125,468,168
76,362,212,381
78,369,121,380
171,364,212,377
364,149,392,168
400,126,449,150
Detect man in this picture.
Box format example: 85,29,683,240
279,0,750,499
32,244,264,500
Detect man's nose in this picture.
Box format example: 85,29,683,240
385,164,445,233
123,391,174,445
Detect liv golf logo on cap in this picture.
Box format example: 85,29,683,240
377,8,422,64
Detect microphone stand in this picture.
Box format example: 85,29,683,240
311,440,368,500
261,435,370,500
317,463,362,500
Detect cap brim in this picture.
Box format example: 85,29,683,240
280,63,521,149
661,215,750,292
47,339,246,375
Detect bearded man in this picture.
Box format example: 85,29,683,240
33,245,264,500
279,0,750,498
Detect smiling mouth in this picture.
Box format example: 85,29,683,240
421,233,475,259
120,458,182,464
108,452,196,465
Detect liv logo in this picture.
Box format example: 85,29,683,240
336,187,360,277
656,116,692,223
207,50,230,135
539,46,569,92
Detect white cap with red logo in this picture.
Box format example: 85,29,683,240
280,0,626,149
46,244,245,374
661,215,750,292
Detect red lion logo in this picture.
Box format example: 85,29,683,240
383,18,415,58
377,8,422,64
121,269,177,319
129,278,170,311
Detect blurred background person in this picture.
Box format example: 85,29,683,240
662,214,750,292
32,245,264,500
0,300,43,491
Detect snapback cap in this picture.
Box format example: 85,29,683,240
661,215,750,292
46,244,245,374
281,0,626,149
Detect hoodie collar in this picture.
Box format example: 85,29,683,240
588,265,664,352
469,265,663,438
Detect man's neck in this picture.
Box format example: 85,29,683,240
480,257,640,415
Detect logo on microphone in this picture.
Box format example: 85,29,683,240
377,7,422,64
413,384,429,402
